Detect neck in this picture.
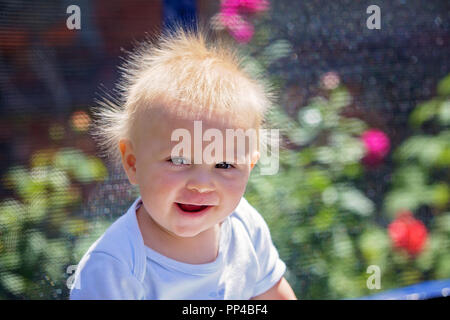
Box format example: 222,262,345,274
136,205,221,264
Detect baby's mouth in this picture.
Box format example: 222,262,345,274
175,203,211,213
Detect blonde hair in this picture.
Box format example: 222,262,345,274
91,25,274,165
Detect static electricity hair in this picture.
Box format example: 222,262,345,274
91,25,274,165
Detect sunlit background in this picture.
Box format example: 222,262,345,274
0,0,449,299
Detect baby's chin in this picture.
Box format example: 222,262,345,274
168,224,216,239
168,214,223,238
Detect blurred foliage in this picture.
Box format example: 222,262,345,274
385,80,450,216
241,21,450,298
0,123,109,298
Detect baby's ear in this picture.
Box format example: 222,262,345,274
250,150,260,170
119,139,138,185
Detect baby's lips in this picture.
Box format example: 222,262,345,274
176,201,216,205
177,203,207,211
175,195,219,207
175,202,217,213
176,201,217,208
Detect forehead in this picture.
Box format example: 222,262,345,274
134,107,259,156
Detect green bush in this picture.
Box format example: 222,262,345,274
0,146,109,299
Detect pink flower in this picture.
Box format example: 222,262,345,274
321,71,340,90
228,16,254,43
238,0,269,13
388,210,428,256
361,129,390,167
221,0,241,9
219,6,239,27
219,0,269,43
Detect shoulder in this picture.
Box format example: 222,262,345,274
230,197,271,243
76,198,145,278
70,199,147,299
231,198,287,298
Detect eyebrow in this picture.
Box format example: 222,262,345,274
166,153,248,163
163,144,250,164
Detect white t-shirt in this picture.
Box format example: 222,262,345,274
70,197,286,300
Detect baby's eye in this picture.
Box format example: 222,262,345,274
168,157,190,166
215,162,235,169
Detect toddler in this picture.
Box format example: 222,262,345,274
70,26,296,300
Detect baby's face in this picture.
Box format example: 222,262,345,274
122,110,259,238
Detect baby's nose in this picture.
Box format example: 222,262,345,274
186,171,215,193
186,181,215,193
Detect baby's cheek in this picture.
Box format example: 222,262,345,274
162,175,182,192
221,174,248,198
150,170,184,192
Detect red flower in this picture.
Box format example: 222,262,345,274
388,211,428,256
361,129,390,167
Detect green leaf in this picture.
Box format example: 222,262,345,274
305,169,332,191
315,146,334,165
48,168,70,190
0,199,26,231
23,230,47,267
290,227,311,244
336,137,365,164
321,187,339,205
322,108,340,129
44,240,70,280
359,227,390,267
437,74,450,96
435,253,450,279
426,183,449,208
265,105,299,134
0,251,21,270
329,87,352,110
241,56,266,79
391,165,426,188
53,148,95,183
26,230,47,257
438,100,450,125
53,148,83,171
339,187,374,216
393,139,415,163
288,127,319,146
434,213,450,233
297,147,315,166
0,272,26,296
384,189,421,217
435,131,450,167
416,235,443,272
4,166,46,200
339,117,368,135
394,136,437,164
313,207,336,231
87,157,108,181
298,106,323,128
30,149,54,168
4,166,28,190
409,99,440,128
341,163,363,179
61,218,89,237
417,139,446,167
261,39,292,65
332,226,355,260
